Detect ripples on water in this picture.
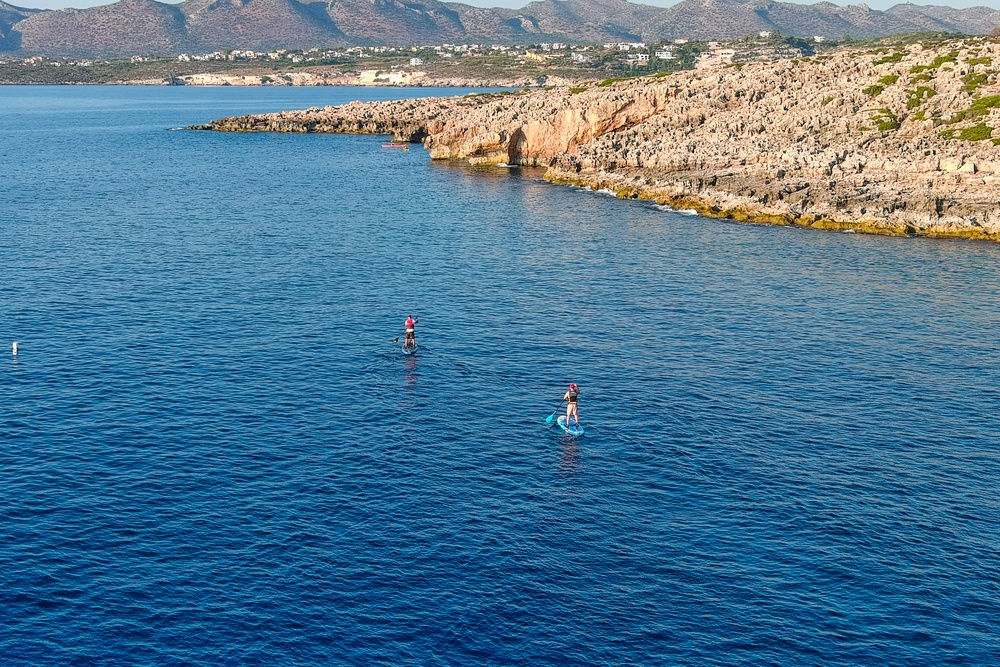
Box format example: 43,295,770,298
1,87,999,666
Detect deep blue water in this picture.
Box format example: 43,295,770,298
2,85,999,666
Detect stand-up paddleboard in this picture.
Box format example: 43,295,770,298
401,341,417,355
557,415,584,436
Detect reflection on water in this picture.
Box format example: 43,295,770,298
404,352,417,384
559,439,580,471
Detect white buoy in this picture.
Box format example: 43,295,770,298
12,341,17,356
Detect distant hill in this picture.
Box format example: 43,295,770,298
490,0,659,42
181,0,347,52
15,0,186,56
0,0,42,49
317,0,465,46
885,2,1000,35
643,0,924,41
6,0,1000,57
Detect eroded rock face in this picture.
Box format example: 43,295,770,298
193,37,1000,240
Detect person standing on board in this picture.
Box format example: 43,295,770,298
563,383,580,426
404,315,418,347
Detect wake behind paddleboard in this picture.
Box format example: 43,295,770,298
557,415,584,436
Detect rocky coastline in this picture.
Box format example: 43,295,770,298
192,38,1000,241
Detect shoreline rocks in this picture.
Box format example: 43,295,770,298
191,38,1000,241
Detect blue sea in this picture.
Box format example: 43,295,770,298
2,85,999,666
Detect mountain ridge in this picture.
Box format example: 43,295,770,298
5,0,1000,57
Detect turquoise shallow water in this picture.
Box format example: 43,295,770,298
2,85,1000,666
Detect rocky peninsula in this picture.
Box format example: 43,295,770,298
192,38,1000,241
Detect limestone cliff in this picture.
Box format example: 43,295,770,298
194,37,1000,240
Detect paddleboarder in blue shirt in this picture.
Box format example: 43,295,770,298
563,384,580,427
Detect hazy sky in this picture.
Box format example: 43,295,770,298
13,0,1000,12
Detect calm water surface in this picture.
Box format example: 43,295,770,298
2,86,999,666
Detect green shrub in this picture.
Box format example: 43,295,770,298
969,94,1000,114
874,52,904,65
569,86,588,94
878,74,900,86
820,96,834,106
910,52,957,73
863,84,884,97
940,124,993,141
906,86,937,109
966,56,992,66
949,94,1000,123
962,72,988,94
958,123,993,141
872,108,900,131
598,77,628,87
910,73,932,83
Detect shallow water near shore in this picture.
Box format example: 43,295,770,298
2,86,1000,666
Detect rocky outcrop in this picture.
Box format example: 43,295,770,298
193,37,1000,240
194,97,435,139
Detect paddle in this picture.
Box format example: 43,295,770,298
545,399,567,424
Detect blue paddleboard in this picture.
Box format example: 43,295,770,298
557,415,584,436
401,342,417,355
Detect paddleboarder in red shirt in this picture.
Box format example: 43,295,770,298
404,315,418,348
